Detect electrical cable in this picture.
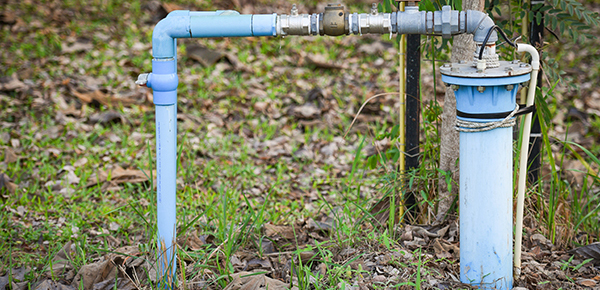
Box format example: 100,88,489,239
478,25,519,60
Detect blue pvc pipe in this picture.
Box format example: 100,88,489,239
442,74,529,290
459,127,513,289
153,11,277,57
155,103,178,282
149,11,277,287
148,58,178,285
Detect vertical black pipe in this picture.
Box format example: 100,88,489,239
405,33,420,218
528,0,544,184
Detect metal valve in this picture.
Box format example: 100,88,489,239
322,3,346,36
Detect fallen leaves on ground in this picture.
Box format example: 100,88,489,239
86,166,151,191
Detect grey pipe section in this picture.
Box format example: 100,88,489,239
395,6,496,41
278,5,497,42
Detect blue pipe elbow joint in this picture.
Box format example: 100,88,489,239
148,59,178,105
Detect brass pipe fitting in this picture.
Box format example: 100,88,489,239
322,3,347,36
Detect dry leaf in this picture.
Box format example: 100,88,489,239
178,230,205,251
305,54,347,69
47,242,75,277
0,73,26,91
569,242,600,262
578,279,597,287
86,166,149,188
73,157,88,168
187,43,227,67
71,90,137,108
3,147,18,163
290,104,320,119
161,2,183,13
89,111,125,125
61,38,93,54
71,259,113,289
0,172,17,194
264,223,296,240
223,271,297,290
32,279,75,290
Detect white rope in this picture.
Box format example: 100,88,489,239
456,104,519,133
472,54,500,68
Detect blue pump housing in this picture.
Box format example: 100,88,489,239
441,62,531,290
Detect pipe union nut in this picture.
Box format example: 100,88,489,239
436,6,460,38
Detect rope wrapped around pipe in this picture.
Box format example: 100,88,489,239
456,105,519,132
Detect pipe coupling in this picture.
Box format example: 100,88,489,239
278,13,312,36
354,12,392,35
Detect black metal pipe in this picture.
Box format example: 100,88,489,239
405,33,420,218
528,0,544,184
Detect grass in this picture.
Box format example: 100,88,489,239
1,0,600,289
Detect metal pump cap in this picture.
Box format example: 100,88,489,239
440,60,532,78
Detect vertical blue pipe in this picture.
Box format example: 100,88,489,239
155,103,177,282
147,58,179,286
459,127,513,289
441,74,529,290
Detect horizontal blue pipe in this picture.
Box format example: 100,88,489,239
153,11,277,57
190,15,252,37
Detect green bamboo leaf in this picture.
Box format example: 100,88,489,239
567,4,573,16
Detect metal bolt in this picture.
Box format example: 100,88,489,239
371,3,378,15
443,63,451,68
520,63,528,68
505,66,513,72
512,60,520,64
291,4,298,16
477,86,486,93
506,84,514,91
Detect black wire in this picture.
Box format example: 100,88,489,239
478,25,519,60
498,35,521,47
